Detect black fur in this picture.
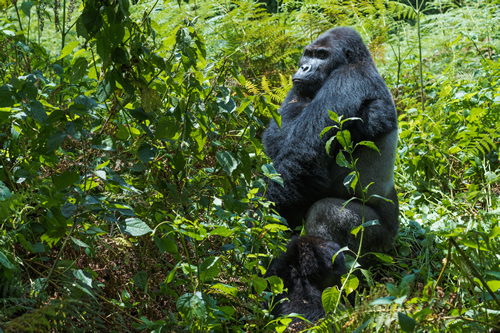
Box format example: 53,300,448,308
263,27,399,321
265,236,346,322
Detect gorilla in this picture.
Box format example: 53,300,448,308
262,27,399,322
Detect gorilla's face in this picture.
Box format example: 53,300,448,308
292,34,347,98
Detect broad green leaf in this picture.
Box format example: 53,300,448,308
252,276,267,295
486,280,500,292
112,47,130,65
386,283,399,297
154,235,178,255
120,218,152,236
0,252,15,269
199,256,221,282
373,253,394,263
342,275,359,295
155,117,180,140
336,151,350,168
398,312,416,332
370,296,395,305
336,130,351,148
25,100,47,123
357,141,380,153
177,292,207,321
17,234,33,252
46,131,67,152
0,181,12,201
20,1,34,17
59,41,79,60
53,171,80,191
138,144,156,163
211,283,238,297
211,226,233,237
73,269,93,287
61,202,77,218
0,84,15,107
96,74,115,102
216,151,238,176
71,57,88,83
71,237,89,248
267,276,283,294
133,270,148,290
141,88,161,113
322,287,340,313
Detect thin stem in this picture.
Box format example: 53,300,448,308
416,0,425,112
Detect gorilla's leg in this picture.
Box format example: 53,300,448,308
305,198,396,263
265,236,346,322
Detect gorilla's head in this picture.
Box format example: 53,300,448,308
292,27,373,98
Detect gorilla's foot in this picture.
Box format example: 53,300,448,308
265,236,346,323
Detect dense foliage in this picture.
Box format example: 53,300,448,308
0,0,499,331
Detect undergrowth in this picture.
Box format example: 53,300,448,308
0,0,499,332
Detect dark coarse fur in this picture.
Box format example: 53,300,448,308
263,27,399,321
265,236,346,322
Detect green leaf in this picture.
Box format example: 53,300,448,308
269,103,281,129
96,74,115,102
20,1,34,17
0,84,15,107
211,226,233,237
336,130,351,148
133,270,148,290
141,88,161,113
343,172,357,191
357,141,380,153
138,144,156,163
58,41,79,59
25,100,47,123
373,253,394,263
322,287,340,313
177,292,207,321
61,202,77,218
112,47,130,65
71,57,88,83
252,276,267,295
120,218,152,236
398,312,416,332
386,283,399,297
199,256,221,282
369,296,395,305
0,181,12,201
155,117,180,140
336,151,350,168
262,164,283,187
46,131,67,152
216,151,238,176
267,275,283,294
66,121,81,140
0,252,16,270
342,275,359,295
487,280,500,292
54,171,80,191
211,283,238,297
73,269,92,287
154,235,178,254
171,151,185,172
71,237,89,248
17,234,33,252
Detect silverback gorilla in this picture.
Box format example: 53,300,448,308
262,27,399,321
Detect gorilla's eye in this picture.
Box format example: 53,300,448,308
304,50,313,57
316,50,329,59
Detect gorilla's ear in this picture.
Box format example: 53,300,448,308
345,49,354,62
